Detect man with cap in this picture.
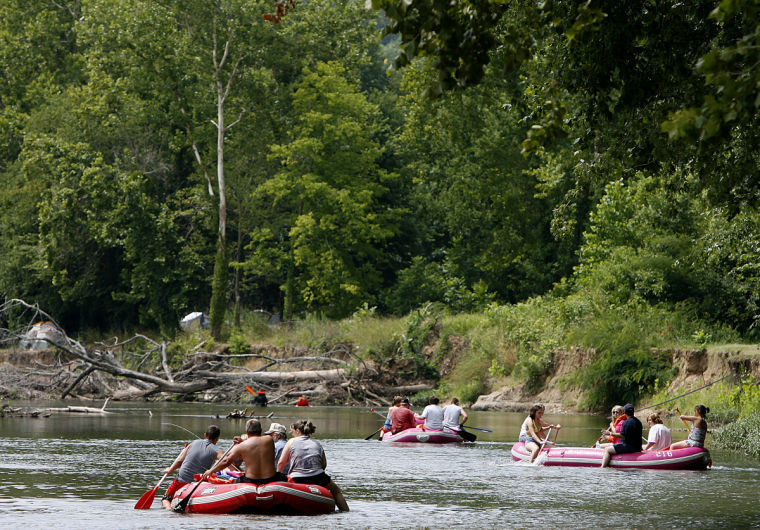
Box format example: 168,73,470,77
390,397,418,434
203,419,287,484
265,422,290,474
601,403,643,468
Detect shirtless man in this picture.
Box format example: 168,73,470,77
202,419,286,485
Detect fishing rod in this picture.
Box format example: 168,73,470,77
162,422,200,439
638,374,730,411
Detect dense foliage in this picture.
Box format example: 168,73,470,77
2,0,760,352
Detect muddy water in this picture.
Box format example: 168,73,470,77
1,401,758,528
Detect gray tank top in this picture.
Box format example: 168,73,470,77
177,439,218,483
287,436,324,478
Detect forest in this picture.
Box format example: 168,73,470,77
1,0,760,348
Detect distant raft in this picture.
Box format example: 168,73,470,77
511,442,711,470
381,427,464,444
170,480,335,515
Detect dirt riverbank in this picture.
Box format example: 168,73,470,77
472,347,760,413
2,341,759,411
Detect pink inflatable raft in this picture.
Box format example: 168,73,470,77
511,442,711,470
381,427,464,443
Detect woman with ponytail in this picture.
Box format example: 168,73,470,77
277,420,349,511
671,405,709,450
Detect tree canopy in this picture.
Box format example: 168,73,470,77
2,0,760,339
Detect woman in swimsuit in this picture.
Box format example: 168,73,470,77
670,404,709,450
519,404,559,463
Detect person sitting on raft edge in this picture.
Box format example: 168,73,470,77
277,420,349,512
601,403,642,468
415,395,444,430
382,396,403,435
390,397,417,434
519,403,560,463
644,412,672,451
670,405,709,450
442,397,476,442
161,425,225,508
597,405,626,446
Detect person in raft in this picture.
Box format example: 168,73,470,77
265,422,290,474
203,419,287,485
390,397,418,434
644,412,672,451
670,405,709,450
519,404,560,463
295,395,310,407
601,403,643,468
597,405,626,446
161,425,225,508
442,397,476,442
382,396,403,435
277,420,350,512
416,395,444,430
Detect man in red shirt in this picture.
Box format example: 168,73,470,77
390,398,417,434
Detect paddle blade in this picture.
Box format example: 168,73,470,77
134,486,158,509
364,428,381,440
245,385,256,395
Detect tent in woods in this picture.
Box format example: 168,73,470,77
179,311,209,331
19,321,65,350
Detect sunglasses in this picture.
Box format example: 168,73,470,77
612,410,621,415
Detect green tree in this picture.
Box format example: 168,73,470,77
248,62,402,318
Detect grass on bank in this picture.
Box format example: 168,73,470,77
82,294,760,456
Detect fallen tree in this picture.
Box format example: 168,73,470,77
0,299,383,403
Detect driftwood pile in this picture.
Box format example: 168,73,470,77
0,299,427,405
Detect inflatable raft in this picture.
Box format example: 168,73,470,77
381,427,463,443
170,480,335,514
511,442,711,470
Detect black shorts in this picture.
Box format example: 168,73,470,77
613,442,641,454
236,472,287,485
290,472,331,487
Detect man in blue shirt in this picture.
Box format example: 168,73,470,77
601,403,642,468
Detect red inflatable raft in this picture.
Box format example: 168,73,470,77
170,480,335,514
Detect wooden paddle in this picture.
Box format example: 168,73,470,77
173,444,234,513
134,445,187,509
676,408,692,431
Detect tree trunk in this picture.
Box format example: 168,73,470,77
210,50,229,339
233,219,242,328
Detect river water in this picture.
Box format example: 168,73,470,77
1,401,758,528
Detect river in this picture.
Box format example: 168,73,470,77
1,401,758,528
